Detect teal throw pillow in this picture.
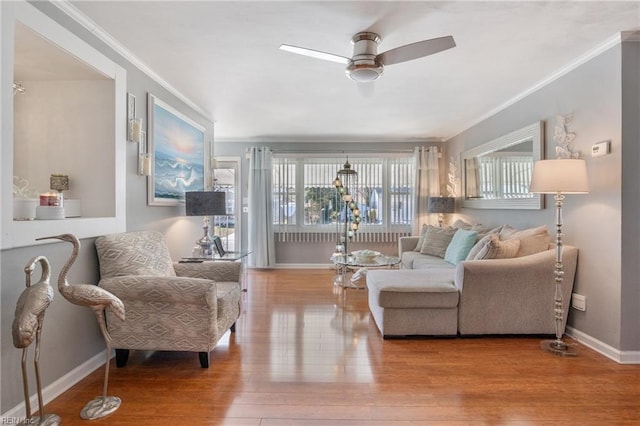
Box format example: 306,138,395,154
444,229,479,265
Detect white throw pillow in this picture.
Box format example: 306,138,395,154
474,234,521,260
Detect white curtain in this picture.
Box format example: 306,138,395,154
412,146,441,234
248,147,276,268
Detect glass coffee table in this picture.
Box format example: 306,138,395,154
331,253,401,289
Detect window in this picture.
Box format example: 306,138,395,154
272,155,414,241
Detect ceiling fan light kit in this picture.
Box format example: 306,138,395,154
346,32,383,82
280,31,456,86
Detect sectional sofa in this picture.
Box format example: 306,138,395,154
366,222,578,338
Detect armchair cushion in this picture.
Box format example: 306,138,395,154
174,261,242,283
96,231,176,278
99,276,218,306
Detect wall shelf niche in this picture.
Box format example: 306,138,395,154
1,1,126,248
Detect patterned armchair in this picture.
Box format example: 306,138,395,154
95,231,242,368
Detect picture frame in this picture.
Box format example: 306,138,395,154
213,236,226,257
147,93,206,206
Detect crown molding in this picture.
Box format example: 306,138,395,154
450,32,624,141
216,135,444,144
51,0,211,121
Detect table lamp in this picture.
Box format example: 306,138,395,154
186,191,226,257
427,196,455,227
530,158,589,356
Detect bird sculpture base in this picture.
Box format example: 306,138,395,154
80,396,121,420
19,414,61,426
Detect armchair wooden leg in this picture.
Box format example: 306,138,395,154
198,352,210,368
230,322,236,333
115,349,129,368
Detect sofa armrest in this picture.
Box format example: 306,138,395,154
455,246,578,335
173,261,242,283
99,276,217,307
398,236,419,256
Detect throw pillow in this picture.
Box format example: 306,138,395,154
444,229,479,265
452,219,473,230
413,224,429,252
500,225,551,257
474,234,521,260
465,233,495,261
420,225,458,258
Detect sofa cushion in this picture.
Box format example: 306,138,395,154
420,226,457,257
413,257,457,270
500,225,551,257
367,269,459,309
444,229,478,265
474,234,521,260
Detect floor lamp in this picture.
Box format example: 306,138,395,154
530,159,589,356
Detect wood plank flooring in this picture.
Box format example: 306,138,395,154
43,269,639,425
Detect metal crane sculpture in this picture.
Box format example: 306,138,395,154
12,256,61,426
36,233,125,420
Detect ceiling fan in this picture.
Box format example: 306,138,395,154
280,32,456,84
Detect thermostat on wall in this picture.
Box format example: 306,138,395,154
591,140,610,157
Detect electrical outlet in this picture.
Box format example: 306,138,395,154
571,293,586,311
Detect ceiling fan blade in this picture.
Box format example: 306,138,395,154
378,35,456,66
356,81,375,98
279,44,350,65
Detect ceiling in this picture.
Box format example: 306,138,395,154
52,1,640,143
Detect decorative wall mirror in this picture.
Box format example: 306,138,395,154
461,121,544,210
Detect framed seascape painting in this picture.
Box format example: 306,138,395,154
147,93,206,206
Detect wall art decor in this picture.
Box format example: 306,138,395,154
147,93,205,206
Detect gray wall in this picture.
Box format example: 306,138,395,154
446,43,638,351
620,37,640,352
1,1,213,412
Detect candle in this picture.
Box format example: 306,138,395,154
130,118,143,143
141,154,151,176
39,192,62,206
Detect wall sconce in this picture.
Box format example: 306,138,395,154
128,92,150,176
127,93,143,143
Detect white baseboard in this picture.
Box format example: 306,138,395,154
566,326,640,364
1,350,110,420
273,263,335,269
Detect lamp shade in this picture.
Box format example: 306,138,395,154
529,159,589,194
185,191,226,216
427,196,455,214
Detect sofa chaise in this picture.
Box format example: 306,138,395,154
367,223,578,338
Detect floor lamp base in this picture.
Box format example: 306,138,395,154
80,396,121,420
540,339,577,357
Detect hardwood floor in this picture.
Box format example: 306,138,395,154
43,269,639,425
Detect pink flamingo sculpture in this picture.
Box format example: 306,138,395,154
12,256,61,426
36,234,125,420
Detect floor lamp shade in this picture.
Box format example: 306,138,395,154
185,191,227,216
530,159,589,194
